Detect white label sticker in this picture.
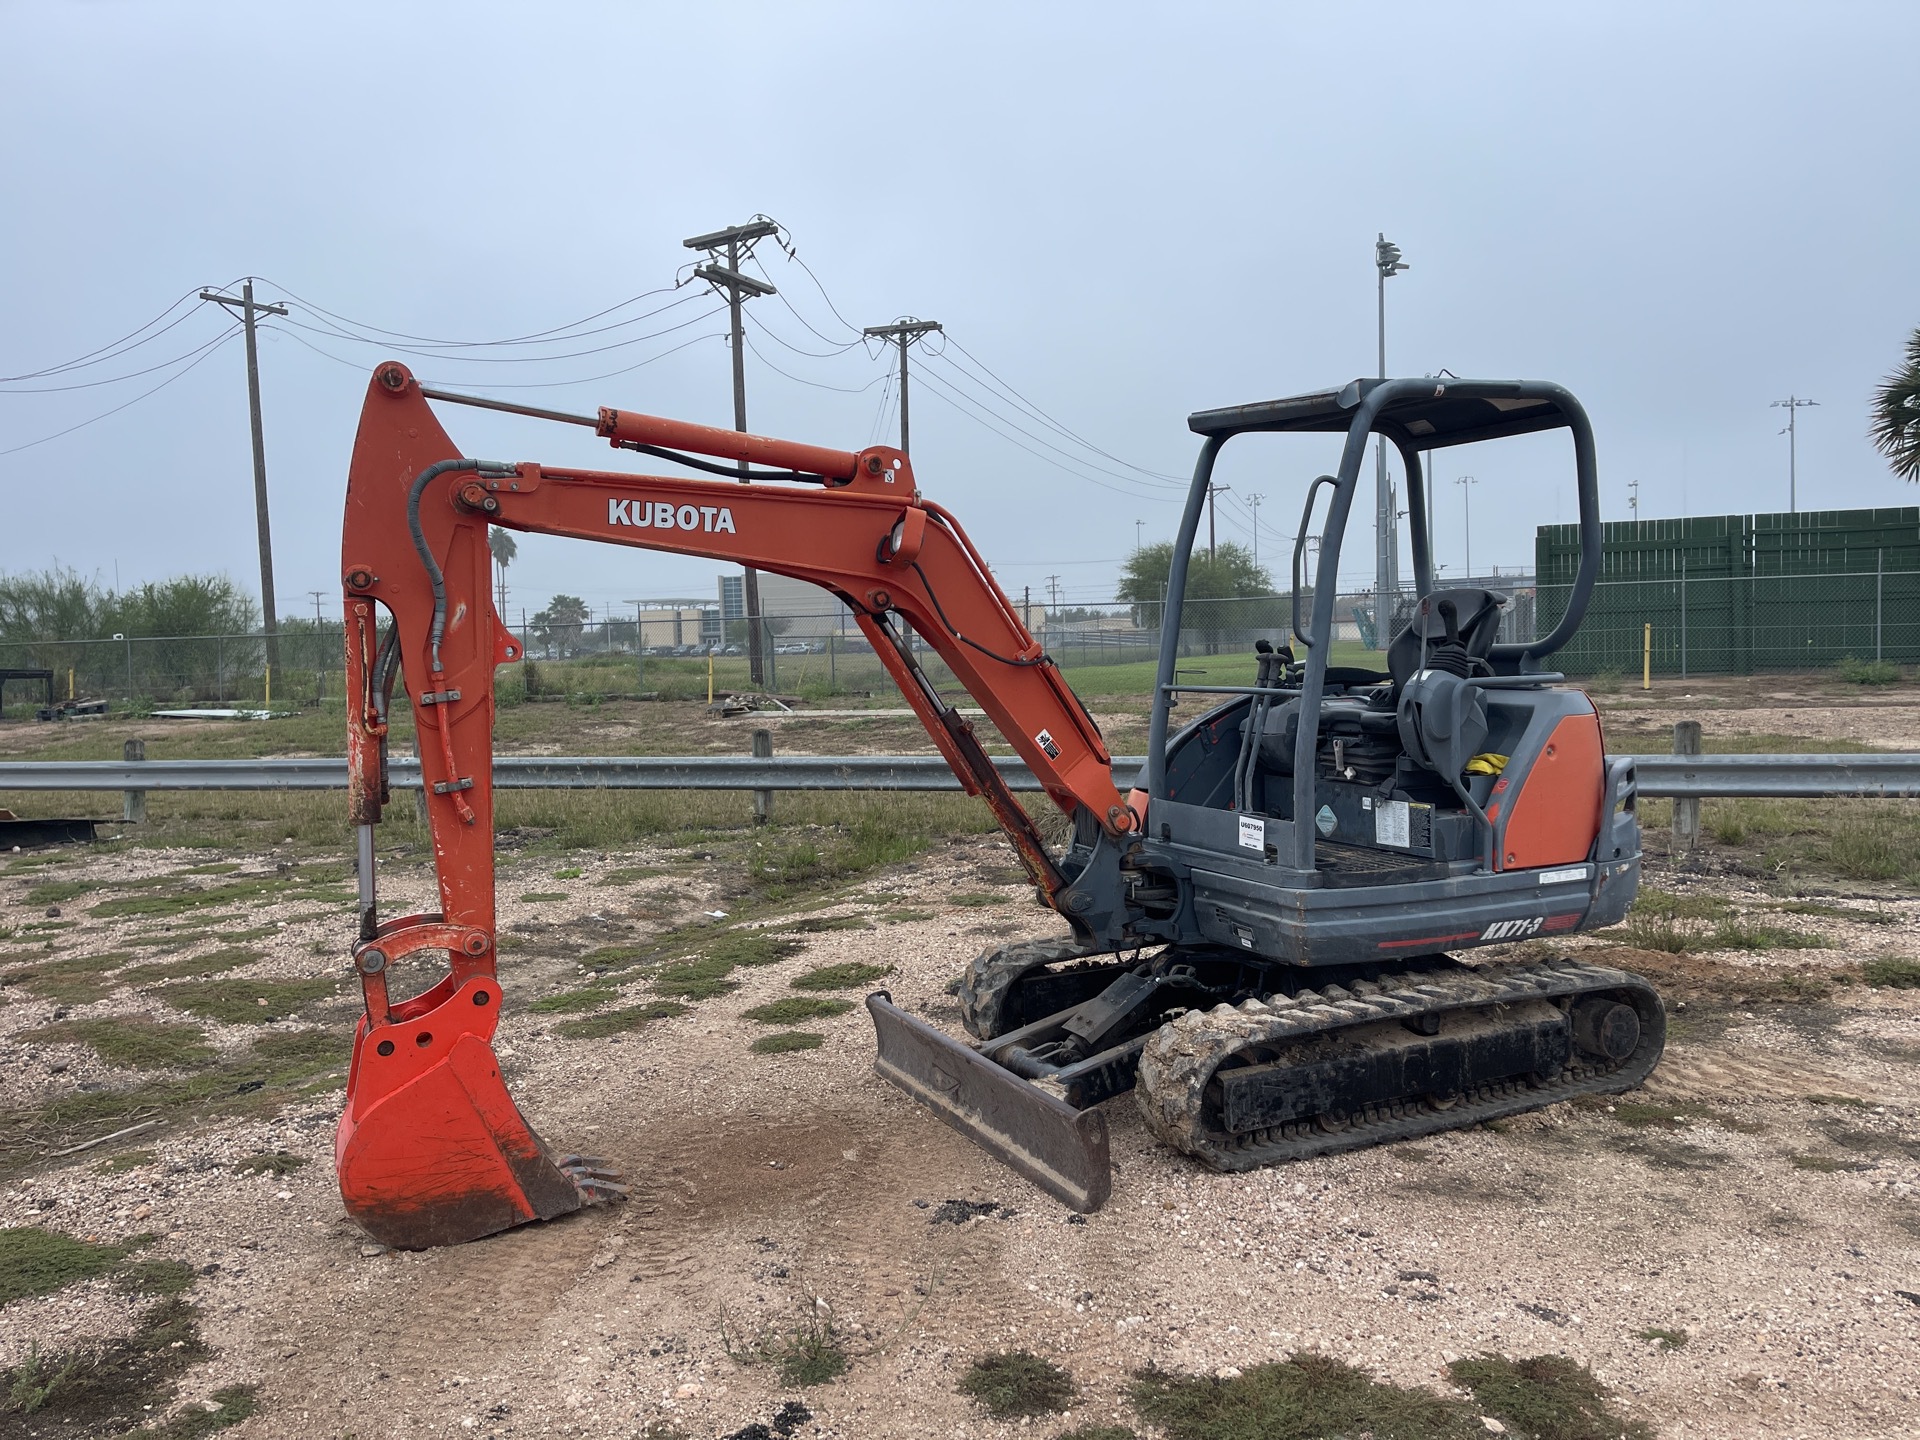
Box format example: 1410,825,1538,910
1238,814,1265,851
1374,799,1411,848
1538,865,1592,886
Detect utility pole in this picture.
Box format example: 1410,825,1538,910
1374,234,1409,601
861,318,942,454
1770,395,1819,514
1456,475,1477,582
308,591,326,626
1046,575,1062,618
686,219,780,686
1245,493,1264,569
1134,518,1145,551
200,280,289,677
1206,483,1231,559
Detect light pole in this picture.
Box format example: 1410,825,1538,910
1245,493,1265,569
1456,475,1477,582
1770,396,1818,513
1374,234,1409,600
1135,518,1145,550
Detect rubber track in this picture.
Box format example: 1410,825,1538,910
1135,959,1664,1171
956,937,1116,1040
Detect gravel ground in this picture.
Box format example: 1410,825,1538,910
3,828,1918,1439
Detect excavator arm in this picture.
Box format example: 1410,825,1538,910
337,361,1134,1247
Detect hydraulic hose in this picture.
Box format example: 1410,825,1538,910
405,457,517,672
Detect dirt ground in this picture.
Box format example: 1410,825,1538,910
1,691,1917,1439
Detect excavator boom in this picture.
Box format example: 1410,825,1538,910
336,362,1132,1246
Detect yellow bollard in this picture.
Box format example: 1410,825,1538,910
265,666,272,707
67,668,75,699
1642,623,1651,691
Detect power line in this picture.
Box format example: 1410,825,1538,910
272,292,715,365
1,281,240,382
250,278,689,350
0,320,243,394
861,318,942,454
0,327,245,457
739,329,887,395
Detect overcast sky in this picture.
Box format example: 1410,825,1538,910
5,1,1917,625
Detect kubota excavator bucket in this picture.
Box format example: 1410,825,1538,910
867,992,1111,1212
336,969,624,1249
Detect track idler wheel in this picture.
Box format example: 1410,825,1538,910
335,972,626,1249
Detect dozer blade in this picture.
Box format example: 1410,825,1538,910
336,978,621,1249
867,992,1111,1213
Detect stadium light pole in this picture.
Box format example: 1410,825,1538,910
1455,476,1477,582
1374,234,1409,600
1770,396,1818,514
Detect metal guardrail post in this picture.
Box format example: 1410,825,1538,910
751,729,773,825
1671,721,1701,853
122,738,146,823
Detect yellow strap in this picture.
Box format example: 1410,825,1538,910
1464,752,1509,775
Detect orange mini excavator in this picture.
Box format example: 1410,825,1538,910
339,362,1661,1248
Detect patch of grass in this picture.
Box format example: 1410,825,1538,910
24,879,96,905
1637,1327,1688,1348
0,1293,210,1433
19,1017,216,1070
180,862,243,875
89,877,291,919
1789,1153,1872,1173
581,943,654,971
233,1150,308,1177
145,1383,260,1438
553,866,584,880
1770,900,1897,925
880,909,936,924
1633,888,1733,922
0,1028,346,1187
0,951,134,1005
961,1352,1076,1419
750,1030,825,1054
791,962,893,991
4,1340,91,1416
1837,655,1901,685
603,866,666,884
727,1312,850,1388
780,914,872,933
1448,1352,1654,1440
121,1258,198,1297
653,931,804,1000
654,955,743,1000
96,1149,156,1174
153,977,336,1024
1052,1428,1136,1440
742,997,853,1025
1704,920,1823,951
208,924,280,943
1132,1353,1478,1440
121,947,262,984
0,1227,144,1305
950,892,1010,907
555,1001,687,1039
1596,1098,1740,1131
528,986,622,1013
1863,956,1920,989
517,891,568,903
1805,1092,1872,1109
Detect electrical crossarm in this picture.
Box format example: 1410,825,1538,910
336,361,1135,1248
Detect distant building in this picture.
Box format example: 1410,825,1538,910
718,571,853,642
625,601,721,649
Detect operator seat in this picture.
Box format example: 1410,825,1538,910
1384,588,1507,697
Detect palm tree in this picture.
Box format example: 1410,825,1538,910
1870,327,1920,482
488,529,518,617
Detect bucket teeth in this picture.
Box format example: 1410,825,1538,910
558,1155,629,1203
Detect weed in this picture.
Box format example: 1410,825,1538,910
1863,956,1920,989
791,962,893,991
553,866,583,880
1706,920,1822,951
751,1031,825,1054
781,914,872,933
1448,1352,1653,1440
1837,655,1900,685
555,1001,686,1039
951,892,1010,908
518,891,568,903
727,1312,850,1387
144,1383,259,1437
0,1293,211,1433
4,1341,90,1415
155,977,336,1023
0,1227,145,1305
19,1017,216,1070
96,1149,156,1174
962,1352,1075,1419
529,986,622,1013
742,997,853,1025
1637,1327,1688,1348
1633,889,1733,922
233,1151,308,1177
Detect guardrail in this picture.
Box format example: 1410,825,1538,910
2,753,1918,798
